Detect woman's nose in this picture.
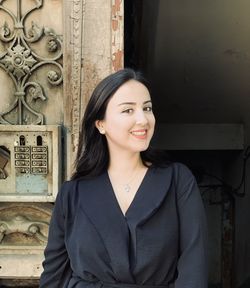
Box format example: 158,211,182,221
135,110,148,125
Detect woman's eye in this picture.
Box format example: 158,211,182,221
122,108,133,114
144,106,153,112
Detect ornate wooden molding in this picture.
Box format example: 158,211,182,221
71,0,84,153
63,0,85,176
0,0,63,125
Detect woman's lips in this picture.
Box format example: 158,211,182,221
131,129,147,139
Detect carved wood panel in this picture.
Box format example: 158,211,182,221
0,0,63,126
0,0,123,283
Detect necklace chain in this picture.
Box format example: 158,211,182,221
122,164,141,193
109,162,142,193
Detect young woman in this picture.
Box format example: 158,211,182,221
40,68,208,288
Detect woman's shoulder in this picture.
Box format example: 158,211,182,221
153,161,193,175
152,162,196,185
58,173,105,197
58,179,78,195
55,179,79,205
149,163,197,202
55,176,100,215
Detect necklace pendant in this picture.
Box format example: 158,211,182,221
124,184,131,193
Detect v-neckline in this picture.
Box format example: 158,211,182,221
106,166,152,218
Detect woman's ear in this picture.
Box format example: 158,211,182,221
95,120,105,134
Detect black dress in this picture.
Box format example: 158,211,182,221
40,163,208,288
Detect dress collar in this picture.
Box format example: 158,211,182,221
77,165,173,279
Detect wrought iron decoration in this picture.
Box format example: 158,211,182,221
0,0,63,125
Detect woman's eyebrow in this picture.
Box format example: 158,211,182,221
144,100,152,104
118,100,152,106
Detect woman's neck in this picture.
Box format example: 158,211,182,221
108,152,144,174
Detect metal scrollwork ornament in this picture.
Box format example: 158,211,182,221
0,0,63,125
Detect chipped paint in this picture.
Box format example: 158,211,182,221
111,0,124,71
112,0,121,14
112,49,123,72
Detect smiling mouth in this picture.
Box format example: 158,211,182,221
131,130,147,137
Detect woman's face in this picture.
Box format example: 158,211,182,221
96,79,155,155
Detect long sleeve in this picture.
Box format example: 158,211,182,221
174,164,208,288
39,182,73,288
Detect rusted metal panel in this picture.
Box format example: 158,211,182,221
0,125,61,202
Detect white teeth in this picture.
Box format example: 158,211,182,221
131,131,146,136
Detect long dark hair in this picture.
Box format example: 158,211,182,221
71,68,169,180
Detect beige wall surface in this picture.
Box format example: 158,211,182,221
0,0,123,285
